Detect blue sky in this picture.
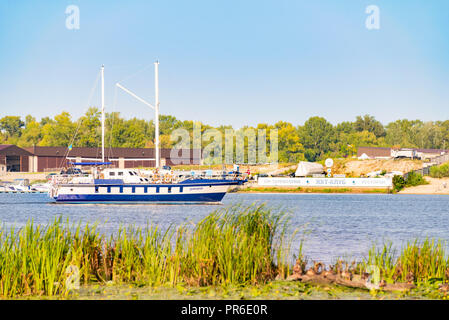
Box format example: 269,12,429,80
0,0,448,128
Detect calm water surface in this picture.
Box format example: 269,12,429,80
1,193,448,264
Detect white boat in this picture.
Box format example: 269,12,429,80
7,179,36,192
32,183,51,193
50,166,244,203
50,62,246,203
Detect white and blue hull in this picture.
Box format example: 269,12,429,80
52,179,242,203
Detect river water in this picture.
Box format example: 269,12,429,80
0,192,448,264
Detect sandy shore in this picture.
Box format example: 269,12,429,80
399,177,449,195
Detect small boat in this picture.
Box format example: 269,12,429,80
32,183,51,193
7,179,36,192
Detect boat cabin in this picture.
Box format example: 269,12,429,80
102,168,150,183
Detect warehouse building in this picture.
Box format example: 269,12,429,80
0,145,200,172
357,146,449,160
0,144,33,172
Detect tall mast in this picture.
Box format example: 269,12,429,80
154,61,160,168
115,62,160,168
101,65,105,163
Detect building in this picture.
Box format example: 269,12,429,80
0,145,200,172
415,148,448,160
357,147,392,159
357,146,449,160
0,145,33,172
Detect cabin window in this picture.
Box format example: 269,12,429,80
156,187,160,193
95,186,99,193
180,187,183,193
132,187,136,193
110,172,115,176
118,172,123,176
107,187,111,193
129,171,134,176
140,178,144,182
168,187,172,193
119,187,123,193
144,186,148,193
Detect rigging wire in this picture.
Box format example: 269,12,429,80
117,62,154,86
58,63,154,170
58,69,101,170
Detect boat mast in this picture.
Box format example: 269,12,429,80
154,61,160,168
115,61,160,169
101,65,105,163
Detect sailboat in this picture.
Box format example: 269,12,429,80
49,62,246,203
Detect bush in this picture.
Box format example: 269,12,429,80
430,163,449,178
405,171,428,187
392,172,427,192
393,175,406,192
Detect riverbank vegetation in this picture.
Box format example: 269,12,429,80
2,112,449,163
392,172,429,192
0,204,295,298
430,163,449,178
0,204,448,299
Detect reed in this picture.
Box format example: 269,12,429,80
0,203,295,298
362,239,449,284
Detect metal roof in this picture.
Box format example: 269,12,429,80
0,145,33,156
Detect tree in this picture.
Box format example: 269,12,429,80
299,117,335,161
354,114,386,138
274,121,304,163
385,119,422,148
78,107,101,147
0,116,24,139
18,119,41,147
39,112,76,147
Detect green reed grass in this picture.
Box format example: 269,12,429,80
363,239,449,284
0,203,295,298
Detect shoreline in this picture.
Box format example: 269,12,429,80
234,177,449,195
234,186,391,194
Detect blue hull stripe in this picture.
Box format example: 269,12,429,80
56,192,226,203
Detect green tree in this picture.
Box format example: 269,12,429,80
274,121,304,163
299,117,334,161
39,112,76,147
354,114,386,138
78,107,101,147
0,116,24,139
18,119,42,147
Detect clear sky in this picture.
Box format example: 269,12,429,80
0,0,448,128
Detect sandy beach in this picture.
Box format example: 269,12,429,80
399,177,449,195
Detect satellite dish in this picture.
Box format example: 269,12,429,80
325,158,334,168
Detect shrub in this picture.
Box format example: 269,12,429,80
429,163,449,178
405,171,428,187
392,175,406,192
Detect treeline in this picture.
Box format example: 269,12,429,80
1,109,449,163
